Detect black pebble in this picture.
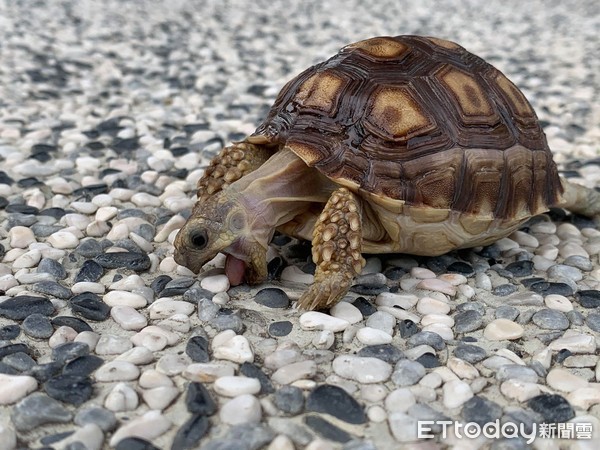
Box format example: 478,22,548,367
529,282,573,296
94,251,151,271
254,288,290,308
185,382,217,415
274,385,305,415
0,171,14,185
33,281,72,299
62,355,104,377
39,207,67,220
5,204,39,214
37,258,67,280
350,284,389,295
70,292,110,321
171,413,210,450
75,239,104,258
185,336,210,363
267,256,285,279
357,344,404,364
51,316,93,333
28,362,63,382
527,394,575,423
306,384,366,424
407,331,445,350
520,277,546,288
268,321,293,337
461,396,503,426
0,295,55,320
304,415,352,443
150,275,172,295
0,324,20,340
240,362,274,394
574,290,600,308
52,342,90,365
453,344,487,364
383,266,406,280
446,261,475,276
492,284,518,296
398,319,419,338
3,352,36,372
352,297,377,316
0,197,7,209
115,437,161,450
454,310,484,333
0,343,30,359
22,313,54,338
416,353,440,368
40,431,75,446
554,349,572,364
505,260,534,277
44,374,93,405
0,362,19,375
74,260,104,283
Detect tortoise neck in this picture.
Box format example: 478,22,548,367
227,147,334,246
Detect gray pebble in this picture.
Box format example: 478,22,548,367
547,264,582,281
37,258,67,280
3,352,36,372
209,313,244,333
585,312,600,332
391,360,426,386
455,302,486,316
453,344,487,363
453,310,483,333
274,385,305,415
495,305,520,321
492,284,518,296
495,364,538,383
74,406,117,431
406,331,445,350
32,281,72,299
531,309,569,330
11,393,72,431
198,298,220,321
22,313,54,339
563,255,593,271
461,396,503,426
567,310,585,326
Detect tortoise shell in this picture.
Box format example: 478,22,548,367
248,35,562,221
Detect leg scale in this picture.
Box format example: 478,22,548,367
297,187,365,310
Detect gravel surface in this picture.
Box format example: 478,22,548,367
0,0,599,449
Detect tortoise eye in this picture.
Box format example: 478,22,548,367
190,230,208,249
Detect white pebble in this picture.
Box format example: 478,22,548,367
500,379,541,402
148,298,195,319
483,319,524,341
544,294,574,312
410,267,436,279
183,363,235,382
116,347,155,365
142,386,180,410
329,301,363,324
280,266,314,284
214,376,262,397
130,192,162,207
356,327,393,345
95,334,133,355
447,357,480,380
95,361,140,382
213,335,254,363
74,331,100,352
385,388,416,413
71,282,105,294
104,290,147,308
104,382,139,412
219,395,262,425
417,278,456,296
549,331,597,353
111,305,148,330
312,330,334,349
200,274,230,293
442,379,473,408
109,410,171,446
0,374,37,405
271,360,317,385
48,326,78,348
416,296,450,315
375,292,418,309
546,368,589,392
8,226,36,249
332,355,392,383
299,312,349,332
47,231,80,249
566,387,600,410
12,249,42,269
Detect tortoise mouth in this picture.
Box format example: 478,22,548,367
225,253,246,286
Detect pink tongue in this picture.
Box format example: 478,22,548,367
225,254,246,286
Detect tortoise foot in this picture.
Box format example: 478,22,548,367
297,187,365,310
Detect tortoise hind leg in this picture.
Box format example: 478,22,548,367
196,142,272,202
297,187,366,310
558,179,600,222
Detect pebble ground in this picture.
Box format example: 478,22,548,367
0,0,599,449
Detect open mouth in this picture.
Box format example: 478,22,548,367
224,253,246,286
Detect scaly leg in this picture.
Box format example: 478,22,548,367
558,178,600,221
196,142,272,203
297,187,366,310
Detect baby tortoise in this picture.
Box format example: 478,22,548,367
174,35,599,310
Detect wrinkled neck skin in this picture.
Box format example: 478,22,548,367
226,147,335,252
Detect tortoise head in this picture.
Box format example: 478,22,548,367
173,191,267,284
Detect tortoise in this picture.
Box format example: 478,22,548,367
174,35,599,310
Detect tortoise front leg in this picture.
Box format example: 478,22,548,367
297,187,366,310
196,142,272,203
